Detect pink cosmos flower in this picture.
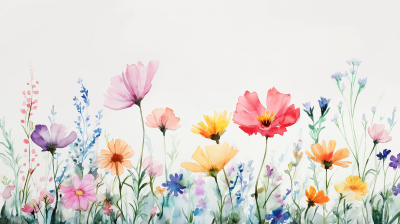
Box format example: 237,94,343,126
39,189,54,204
233,88,300,137
142,157,163,177
145,107,182,134
368,123,392,144
103,60,160,110
102,203,113,216
60,174,97,211
21,199,42,214
1,185,15,200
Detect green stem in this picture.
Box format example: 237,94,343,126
304,206,310,223
325,169,328,193
214,177,223,224
117,174,125,220
362,143,377,180
336,195,344,224
50,153,58,224
223,168,233,210
254,137,268,223
138,103,145,176
163,133,168,182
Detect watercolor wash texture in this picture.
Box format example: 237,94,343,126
0,58,400,224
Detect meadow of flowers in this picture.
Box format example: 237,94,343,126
0,58,399,224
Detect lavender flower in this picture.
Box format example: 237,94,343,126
265,207,290,224
358,78,367,90
393,183,400,196
341,82,346,91
331,72,345,81
31,123,77,155
318,97,331,116
303,102,312,114
362,113,367,122
266,165,274,178
389,154,400,170
371,106,377,113
162,173,186,196
346,58,362,66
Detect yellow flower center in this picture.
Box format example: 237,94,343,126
75,189,84,196
349,185,357,191
257,111,276,127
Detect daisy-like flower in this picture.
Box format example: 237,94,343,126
305,186,329,207
181,142,238,178
305,140,351,170
99,139,134,176
145,107,181,135
191,110,232,143
60,174,97,211
334,175,368,201
162,173,186,196
232,88,300,138
103,60,160,110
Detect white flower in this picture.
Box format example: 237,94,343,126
331,113,339,122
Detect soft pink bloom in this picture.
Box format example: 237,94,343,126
142,157,163,177
150,206,159,215
22,91,26,95
24,149,27,152
21,120,24,123
233,88,300,137
36,163,40,166
33,90,39,95
145,107,182,134
39,189,54,204
1,185,15,200
23,163,26,166
21,199,42,214
49,177,53,182
40,177,45,182
60,174,97,211
266,165,274,178
368,123,392,144
103,60,160,110
102,203,113,216
23,139,29,144
20,171,24,174
27,90,31,95
31,158,35,162
32,85,36,88
35,154,38,157
22,176,25,181
36,81,39,84
27,104,31,108
197,198,207,209
21,109,26,114
32,149,36,154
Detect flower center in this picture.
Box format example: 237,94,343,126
323,160,332,169
257,111,276,127
111,153,124,163
349,185,357,191
75,189,84,196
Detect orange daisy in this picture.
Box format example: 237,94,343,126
155,186,166,195
305,140,351,170
305,186,330,207
99,139,134,176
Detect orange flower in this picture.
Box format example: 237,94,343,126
305,186,329,207
181,142,238,177
305,140,351,170
99,139,134,176
155,186,165,195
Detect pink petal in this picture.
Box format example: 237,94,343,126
40,177,45,182
79,196,89,210
72,176,81,189
63,195,77,209
21,120,24,123
142,60,160,97
233,91,266,127
103,93,135,110
266,87,291,117
2,185,15,200
21,109,26,114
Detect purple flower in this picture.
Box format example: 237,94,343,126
318,97,331,116
389,153,400,170
31,124,77,154
358,78,367,89
265,206,290,224
346,58,362,66
303,102,312,114
331,72,345,81
162,173,186,196
377,149,391,161
393,183,400,196
266,165,274,178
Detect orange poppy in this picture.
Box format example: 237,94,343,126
155,186,166,195
305,140,351,170
99,139,134,176
305,186,329,207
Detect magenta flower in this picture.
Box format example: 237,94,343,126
31,123,77,154
368,123,392,144
21,199,42,214
143,156,163,177
1,185,15,200
60,174,97,211
104,60,160,110
266,165,274,178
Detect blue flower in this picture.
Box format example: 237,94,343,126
346,58,362,66
238,163,244,172
265,207,290,224
358,78,367,90
393,183,400,196
193,208,203,216
318,97,331,116
371,106,377,113
377,149,391,161
282,189,291,200
162,173,186,196
331,72,346,81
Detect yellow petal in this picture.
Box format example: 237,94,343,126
181,162,208,173
191,146,212,171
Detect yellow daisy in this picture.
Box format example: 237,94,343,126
191,110,232,143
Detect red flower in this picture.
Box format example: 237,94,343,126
233,87,300,137
102,203,113,216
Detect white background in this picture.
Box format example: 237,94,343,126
1,0,400,214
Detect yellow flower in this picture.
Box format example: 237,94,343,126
335,175,368,201
191,111,232,143
181,142,238,177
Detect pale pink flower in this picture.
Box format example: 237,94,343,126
39,189,54,204
23,163,26,166
1,185,15,200
36,163,40,166
32,149,36,154
40,177,45,182
21,199,42,214
60,174,97,211
49,177,53,182
368,123,392,144
23,139,29,144
145,107,182,134
142,157,163,177
21,120,24,123
24,149,27,152
104,60,160,110
22,176,25,181
33,90,39,95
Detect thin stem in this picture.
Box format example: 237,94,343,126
304,206,310,223
223,168,234,210
383,160,387,193
214,177,223,224
50,153,58,224
336,195,344,224
116,174,126,221
163,133,168,182
138,104,145,176
254,137,268,223
362,143,377,180
325,169,328,193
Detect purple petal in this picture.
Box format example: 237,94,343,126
31,125,50,151
50,123,68,145
57,131,77,148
